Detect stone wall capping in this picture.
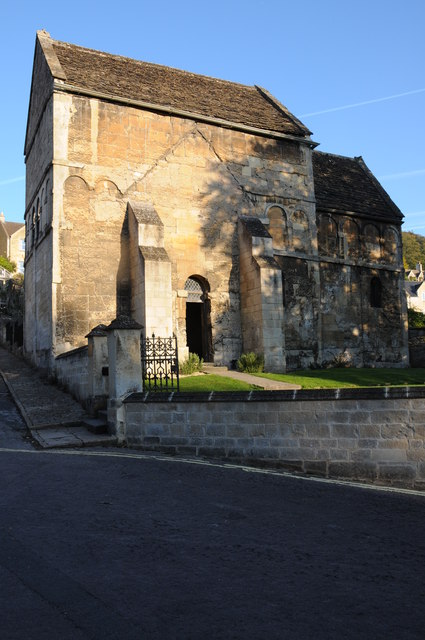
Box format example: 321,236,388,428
106,316,143,331
123,386,425,404
85,323,109,338
55,345,88,360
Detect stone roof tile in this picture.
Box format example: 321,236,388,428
47,37,310,138
313,151,402,222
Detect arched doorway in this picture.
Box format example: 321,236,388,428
184,276,213,362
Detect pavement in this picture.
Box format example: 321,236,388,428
0,348,299,450
1,348,425,638
0,347,116,449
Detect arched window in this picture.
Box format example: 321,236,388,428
184,277,204,302
370,277,382,308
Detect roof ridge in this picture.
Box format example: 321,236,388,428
313,149,357,162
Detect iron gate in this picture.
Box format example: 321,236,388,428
141,333,180,391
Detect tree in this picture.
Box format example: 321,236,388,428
0,274,24,346
402,231,425,269
0,255,16,274
407,308,425,328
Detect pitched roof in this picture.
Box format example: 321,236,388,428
405,281,421,296
1,221,24,237
313,151,402,222
38,32,311,139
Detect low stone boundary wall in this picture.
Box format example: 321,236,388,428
122,387,425,489
55,346,89,404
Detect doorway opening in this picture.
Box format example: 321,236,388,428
184,276,213,362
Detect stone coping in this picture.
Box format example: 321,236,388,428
124,385,425,404
55,345,88,360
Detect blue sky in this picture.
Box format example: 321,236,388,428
1,0,424,234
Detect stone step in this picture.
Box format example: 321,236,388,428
82,417,108,435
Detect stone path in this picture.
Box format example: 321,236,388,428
202,364,301,390
0,347,116,449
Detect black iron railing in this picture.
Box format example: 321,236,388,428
141,333,179,392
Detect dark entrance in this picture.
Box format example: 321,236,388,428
184,276,213,362
186,302,203,358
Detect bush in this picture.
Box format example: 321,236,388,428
408,308,425,328
236,352,264,373
179,352,204,375
0,255,16,274
331,350,352,368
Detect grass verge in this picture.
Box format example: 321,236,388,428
255,368,425,389
178,374,258,392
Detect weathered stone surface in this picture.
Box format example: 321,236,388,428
24,32,408,380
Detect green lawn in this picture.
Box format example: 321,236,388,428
150,368,425,392
178,374,258,392
255,368,425,389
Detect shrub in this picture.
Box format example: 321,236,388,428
236,352,264,373
408,308,425,328
0,255,16,274
179,352,204,375
331,350,352,368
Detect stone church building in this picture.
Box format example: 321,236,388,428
24,31,408,375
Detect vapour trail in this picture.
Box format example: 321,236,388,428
300,88,425,117
0,176,25,187
379,169,425,181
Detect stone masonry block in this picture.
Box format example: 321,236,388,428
330,449,349,461
328,461,378,480
348,411,372,424
145,423,170,436
303,461,327,476
377,439,408,449
370,449,407,462
406,450,425,461
357,424,381,438
371,410,409,424
206,424,226,437
226,424,248,438
270,437,299,448
305,424,330,438
381,424,414,439
350,449,372,461
358,438,378,448
331,425,357,438
336,438,358,450
378,464,416,481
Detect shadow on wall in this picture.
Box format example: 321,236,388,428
193,134,311,366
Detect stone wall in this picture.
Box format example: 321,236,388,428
30,88,314,368
55,345,89,404
122,388,425,489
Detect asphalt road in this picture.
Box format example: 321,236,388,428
1,379,425,639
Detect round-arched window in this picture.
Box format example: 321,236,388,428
184,277,204,303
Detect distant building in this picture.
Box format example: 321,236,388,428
405,280,425,313
0,213,25,274
405,263,424,282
